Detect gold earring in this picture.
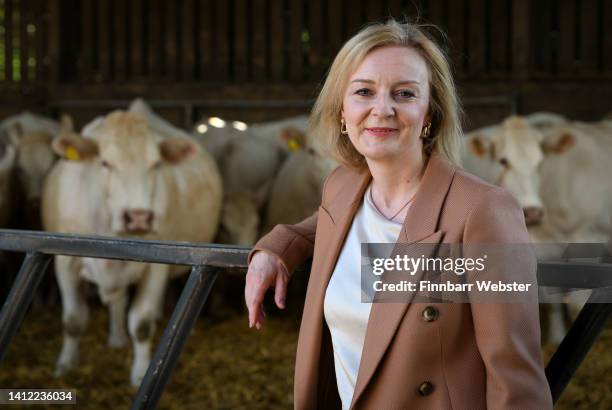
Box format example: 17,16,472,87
340,118,348,135
421,122,431,139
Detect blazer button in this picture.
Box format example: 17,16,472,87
422,306,439,322
418,381,434,396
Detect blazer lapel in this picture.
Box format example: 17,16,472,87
350,153,456,409
316,167,372,299
294,167,371,408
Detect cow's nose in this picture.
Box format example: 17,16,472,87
123,209,154,233
523,207,544,226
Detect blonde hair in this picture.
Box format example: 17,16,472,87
310,19,463,168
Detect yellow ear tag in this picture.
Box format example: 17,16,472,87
65,146,81,161
287,138,301,152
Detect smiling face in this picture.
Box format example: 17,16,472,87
342,46,431,166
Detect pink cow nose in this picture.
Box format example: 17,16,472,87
523,207,544,226
123,209,154,233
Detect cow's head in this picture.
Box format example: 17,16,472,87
281,127,338,186
467,116,575,226
52,111,200,235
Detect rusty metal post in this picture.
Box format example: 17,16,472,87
0,252,52,363
132,265,218,410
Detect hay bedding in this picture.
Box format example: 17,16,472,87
0,306,609,409
0,307,298,409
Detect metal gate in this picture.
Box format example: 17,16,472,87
0,228,610,408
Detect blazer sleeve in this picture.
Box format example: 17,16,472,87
247,212,318,276
247,166,340,275
463,187,553,409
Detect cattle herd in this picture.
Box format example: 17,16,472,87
0,100,610,385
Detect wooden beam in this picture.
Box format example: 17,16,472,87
269,0,285,82
251,0,267,82
114,0,127,81
308,0,324,82
164,0,177,79
558,0,577,75
511,0,530,81
5,0,14,81
214,0,229,81
579,0,598,75
181,0,195,81
289,0,303,82
129,0,143,78
198,0,213,81
233,0,248,82
98,0,110,81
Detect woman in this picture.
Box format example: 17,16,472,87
245,20,552,409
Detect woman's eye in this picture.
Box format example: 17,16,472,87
355,88,372,96
395,90,416,98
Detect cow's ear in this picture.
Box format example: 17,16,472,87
280,127,305,152
468,135,492,157
159,137,200,164
542,132,574,154
52,133,99,161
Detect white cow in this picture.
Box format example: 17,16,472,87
42,111,222,386
0,133,17,300
0,130,17,228
463,112,567,225
531,119,612,343
128,98,191,139
0,112,63,227
128,99,270,245
532,120,612,242
263,127,338,233
463,113,612,343
197,117,308,194
193,114,309,245
216,191,261,246
247,114,309,148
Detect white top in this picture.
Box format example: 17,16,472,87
323,185,404,409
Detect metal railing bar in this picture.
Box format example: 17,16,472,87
0,229,313,274
0,252,52,363
0,229,250,268
132,265,219,410
537,262,612,288
545,288,612,403
1,230,610,287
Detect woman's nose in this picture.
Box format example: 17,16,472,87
372,94,395,117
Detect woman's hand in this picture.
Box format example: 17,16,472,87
245,251,289,329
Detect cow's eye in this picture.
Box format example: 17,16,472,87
499,158,509,168
152,160,163,170
101,160,113,170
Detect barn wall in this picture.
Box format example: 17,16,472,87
0,0,610,129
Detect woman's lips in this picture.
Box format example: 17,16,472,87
366,127,398,137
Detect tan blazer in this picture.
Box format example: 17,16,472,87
251,153,553,409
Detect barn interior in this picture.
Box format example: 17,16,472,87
0,0,610,409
